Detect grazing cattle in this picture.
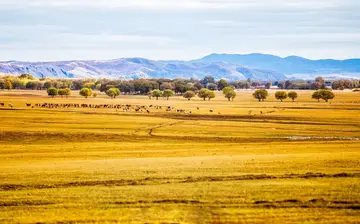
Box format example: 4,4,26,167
0,103,4,107
260,111,263,114
197,107,199,110
146,110,150,114
248,110,252,115
26,103,31,107
8,103,13,108
209,110,214,113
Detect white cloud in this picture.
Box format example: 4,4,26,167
0,0,359,61
0,0,347,10
0,0,250,10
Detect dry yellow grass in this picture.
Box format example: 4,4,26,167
0,89,359,223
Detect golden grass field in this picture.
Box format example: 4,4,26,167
0,89,359,223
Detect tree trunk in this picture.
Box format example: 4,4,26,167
228,98,231,101
188,98,190,101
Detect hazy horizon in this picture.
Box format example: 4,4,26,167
1,52,360,63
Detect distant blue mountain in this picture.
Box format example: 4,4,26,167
0,57,286,81
194,53,360,77
0,53,359,80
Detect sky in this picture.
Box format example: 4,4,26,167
0,0,359,61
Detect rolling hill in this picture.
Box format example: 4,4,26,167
1,53,359,80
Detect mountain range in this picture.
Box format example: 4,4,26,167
1,53,359,81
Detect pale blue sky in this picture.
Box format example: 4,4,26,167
0,0,359,61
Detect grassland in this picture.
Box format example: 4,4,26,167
0,89,359,224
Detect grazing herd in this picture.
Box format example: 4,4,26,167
0,102,211,114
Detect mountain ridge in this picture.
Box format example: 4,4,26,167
1,53,360,80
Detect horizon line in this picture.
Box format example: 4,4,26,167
1,52,360,63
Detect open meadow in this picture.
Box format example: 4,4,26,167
0,89,360,223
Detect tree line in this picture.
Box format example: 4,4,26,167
1,74,359,93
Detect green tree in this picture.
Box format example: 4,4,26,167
198,88,210,101
26,81,41,90
64,88,71,98
288,91,298,102
0,79,5,89
253,89,268,102
265,82,272,89
275,91,288,102
84,82,96,90
200,76,215,86
217,79,228,90
223,87,236,101
312,90,322,102
44,80,53,89
106,88,121,99
79,88,92,99
207,90,216,101
183,91,196,100
238,82,250,89
47,87,58,98
58,89,66,98
93,92,98,98
19,74,34,80
151,89,163,100
319,89,335,102
4,80,13,90
162,89,175,100
160,82,174,91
